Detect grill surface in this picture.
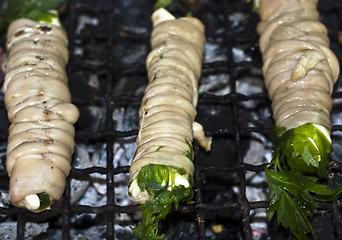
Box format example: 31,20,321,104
0,0,342,239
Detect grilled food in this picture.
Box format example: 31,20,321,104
2,4,79,211
257,0,341,239
128,8,211,239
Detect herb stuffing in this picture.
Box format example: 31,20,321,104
0,0,66,32
131,164,193,240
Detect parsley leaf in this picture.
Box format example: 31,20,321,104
154,0,174,10
266,123,341,240
266,168,317,240
273,123,331,178
37,192,52,211
132,164,193,240
0,0,66,32
183,138,193,160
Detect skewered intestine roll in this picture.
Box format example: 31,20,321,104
129,8,210,201
4,18,79,210
256,0,340,238
128,8,211,239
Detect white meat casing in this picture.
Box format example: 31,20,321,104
257,0,339,131
129,8,209,201
4,18,79,208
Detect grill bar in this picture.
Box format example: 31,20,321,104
193,143,207,240
62,177,72,240
17,212,25,240
223,2,252,239
104,1,116,239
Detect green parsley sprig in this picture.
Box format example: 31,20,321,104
131,164,193,240
266,123,342,240
0,0,66,32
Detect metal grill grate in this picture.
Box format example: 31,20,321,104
0,0,342,239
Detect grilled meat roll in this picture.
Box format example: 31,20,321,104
128,8,211,239
4,18,79,210
257,0,340,239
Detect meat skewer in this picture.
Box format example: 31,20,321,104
1,0,79,211
256,0,341,239
128,8,211,239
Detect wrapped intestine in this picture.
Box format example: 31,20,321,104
4,18,79,210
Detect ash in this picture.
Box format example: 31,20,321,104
0,222,48,240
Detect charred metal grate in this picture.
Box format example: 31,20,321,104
0,0,342,239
